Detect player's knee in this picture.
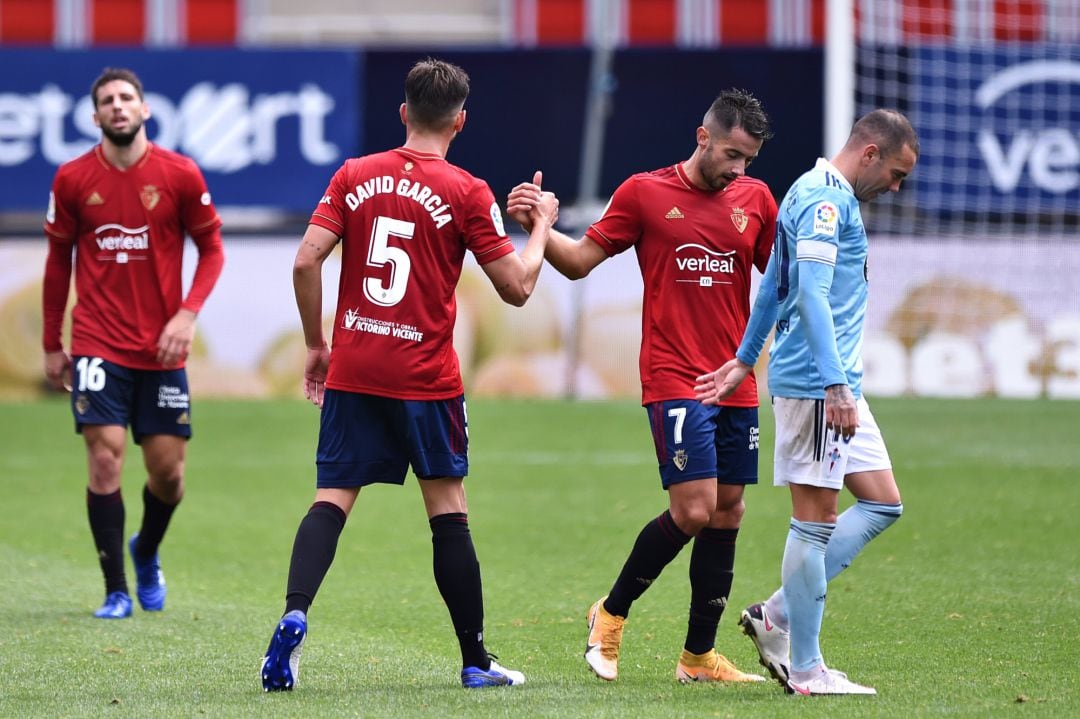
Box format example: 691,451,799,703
671,504,711,535
714,497,746,525
87,446,123,484
147,463,185,499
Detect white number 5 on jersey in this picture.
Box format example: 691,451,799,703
364,215,415,307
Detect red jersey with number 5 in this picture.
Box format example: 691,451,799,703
585,165,777,407
310,147,514,400
43,144,223,369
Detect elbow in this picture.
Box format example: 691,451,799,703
500,285,531,307
293,255,319,279
564,265,590,281
556,261,591,281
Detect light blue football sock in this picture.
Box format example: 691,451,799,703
825,500,903,577
781,518,834,673
765,500,903,632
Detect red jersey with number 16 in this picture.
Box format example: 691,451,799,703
43,144,223,370
310,147,514,400
586,165,777,407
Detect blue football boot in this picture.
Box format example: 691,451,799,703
129,533,166,611
261,610,307,691
94,591,133,619
461,658,525,688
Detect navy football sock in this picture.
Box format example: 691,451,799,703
430,512,489,670
605,510,691,618
685,527,738,655
284,501,347,615
87,488,127,595
134,484,178,559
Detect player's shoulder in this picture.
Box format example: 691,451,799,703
54,146,102,178
147,144,205,178
728,175,774,200
632,165,679,185
790,166,852,209
440,158,489,191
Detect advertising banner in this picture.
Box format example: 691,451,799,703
0,49,361,212
2,236,1078,401
911,45,1080,217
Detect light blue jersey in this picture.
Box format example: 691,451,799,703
761,158,868,399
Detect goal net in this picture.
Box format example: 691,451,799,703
848,0,1080,398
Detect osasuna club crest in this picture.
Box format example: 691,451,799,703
730,207,748,233
140,185,161,211
673,449,688,471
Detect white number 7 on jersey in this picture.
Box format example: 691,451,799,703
364,215,415,307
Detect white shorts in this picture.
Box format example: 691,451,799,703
772,396,892,490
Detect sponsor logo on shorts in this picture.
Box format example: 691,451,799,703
157,385,190,409
748,426,759,450
176,411,190,425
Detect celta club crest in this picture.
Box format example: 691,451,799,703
730,207,748,233
140,185,161,211
673,449,688,471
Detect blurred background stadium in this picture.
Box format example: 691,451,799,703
0,0,1077,402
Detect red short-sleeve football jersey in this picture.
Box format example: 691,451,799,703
43,144,222,369
310,147,514,400
586,165,776,407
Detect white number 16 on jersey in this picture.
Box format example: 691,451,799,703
364,215,415,307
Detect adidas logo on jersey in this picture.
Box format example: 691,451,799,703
86,191,104,205
665,206,685,219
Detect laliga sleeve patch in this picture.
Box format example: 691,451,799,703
812,201,839,237
200,192,212,206
47,191,56,224
489,201,507,237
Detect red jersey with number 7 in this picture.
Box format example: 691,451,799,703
585,165,777,407
42,144,223,370
309,147,514,400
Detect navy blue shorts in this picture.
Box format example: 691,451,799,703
645,400,758,489
316,389,469,488
70,356,192,444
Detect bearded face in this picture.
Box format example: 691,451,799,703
93,79,148,148
100,114,144,147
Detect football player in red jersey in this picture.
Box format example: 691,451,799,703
508,89,777,683
260,58,558,692
42,68,225,620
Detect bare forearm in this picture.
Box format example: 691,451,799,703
544,228,593,280
516,217,552,297
293,264,325,348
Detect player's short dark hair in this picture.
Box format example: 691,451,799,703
851,109,920,158
404,58,470,131
91,68,145,107
705,89,773,141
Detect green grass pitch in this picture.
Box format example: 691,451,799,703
1,396,1077,717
